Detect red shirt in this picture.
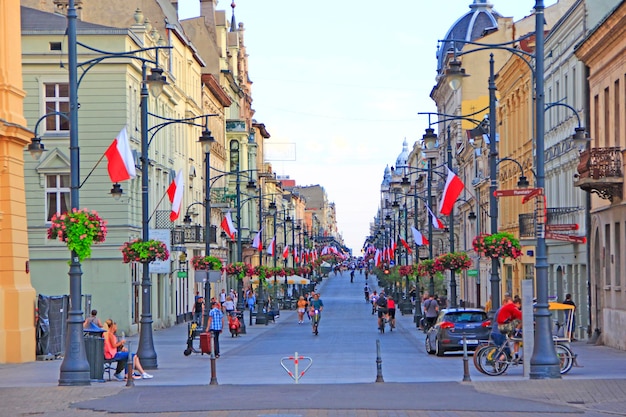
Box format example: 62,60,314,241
387,299,396,309
497,302,522,325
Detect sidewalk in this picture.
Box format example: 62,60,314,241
1,273,625,416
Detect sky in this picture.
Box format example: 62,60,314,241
177,0,558,253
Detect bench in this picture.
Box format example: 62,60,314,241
103,358,118,381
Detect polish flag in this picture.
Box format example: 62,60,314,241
282,245,290,259
267,236,276,256
252,228,263,251
104,126,136,183
399,236,413,254
439,167,465,216
167,170,184,221
426,205,445,229
220,212,237,241
294,247,299,263
411,226,429,246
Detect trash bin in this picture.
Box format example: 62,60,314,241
83,322,106,382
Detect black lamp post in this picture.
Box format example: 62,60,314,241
443,0,559,379
422,128,438,297
55,0,169,382
198,126,215,329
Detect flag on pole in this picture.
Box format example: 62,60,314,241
104,126,136,182
294,247,299,263
282,245,290,259
426,205,445,229
167,170,184,221
439,166,465,216
220,212,237,241
399,236,413,254
267,236,276,256
252,227,263,251
411,226,429,246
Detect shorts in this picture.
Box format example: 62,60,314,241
377,307,388,318
498,319,521,336
298,308,305,313
388,308,396,319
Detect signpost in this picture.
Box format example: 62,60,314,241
545,232,586,244
493,188,543,198
546,224,579,232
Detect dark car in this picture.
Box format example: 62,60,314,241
425,308,491,356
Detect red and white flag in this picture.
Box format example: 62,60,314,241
399,236,413,254
220,212,237,241
411,226,429,246
167,170,184,221
426,205,445,229
104,126,136,183
439,167,465,216
294,247,299,263
267,236,276,256
282,245,290,259
252,227,263,251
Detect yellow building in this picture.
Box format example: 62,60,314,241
0,1,36,363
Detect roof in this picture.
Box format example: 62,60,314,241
21,6,123,35
436,0,502,73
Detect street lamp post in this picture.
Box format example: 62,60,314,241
422,128,438,297
443,0,559,379
199,127,215,330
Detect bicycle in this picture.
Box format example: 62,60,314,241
474,336,575,375
311,309,320,335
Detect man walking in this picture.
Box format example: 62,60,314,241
423,294,439,332
207,301,225,358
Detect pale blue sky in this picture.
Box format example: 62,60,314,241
177,0,557,252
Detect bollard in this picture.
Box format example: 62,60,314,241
280,352,313,383
375,339,384,383
209,334,218,385
462,335,471,382
125,342,134,387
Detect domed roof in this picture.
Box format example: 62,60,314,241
436,0,502,74
381,165,392,188
395,139,410,171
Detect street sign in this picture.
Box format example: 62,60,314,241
545,232,586,244
177,271,188,278
546,224,579,232
493,188,542,198
521,188,544,203
467,269,478,277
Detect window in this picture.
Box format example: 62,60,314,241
44,83,70,131
229,140,240,172
45,174,70,221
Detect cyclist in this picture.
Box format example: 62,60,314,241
376,292,388,330
387,296,396,329
310,293,324,335
496,295,522,361
369,291,378,315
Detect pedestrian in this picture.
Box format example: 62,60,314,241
562,293,577,340
219,289,227,304
423,294,439,332
193,296,204,325
229,289,238,307
297,296,307,324
207,301,225,358
83,309,103,329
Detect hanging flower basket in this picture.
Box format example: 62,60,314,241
437,252,473,273
472,232,522,259
121,239,169,263
191,255,223,271
47,208,107,262
398,264,415,277
416,259,443,278
224,262,249,280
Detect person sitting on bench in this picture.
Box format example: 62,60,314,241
104,319,153,380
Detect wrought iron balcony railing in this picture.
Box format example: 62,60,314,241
575,147,623,201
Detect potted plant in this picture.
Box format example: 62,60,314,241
121,238,169,263
436,252,473,273
472,232,522,259
47,208,107,262
191,255,223,282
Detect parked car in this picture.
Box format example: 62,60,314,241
425,308,491,356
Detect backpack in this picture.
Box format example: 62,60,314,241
377,296,387,308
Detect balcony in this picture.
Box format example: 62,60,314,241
574,147,623,201
171,225,217,246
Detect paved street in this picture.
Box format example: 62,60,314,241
1,270,625,416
